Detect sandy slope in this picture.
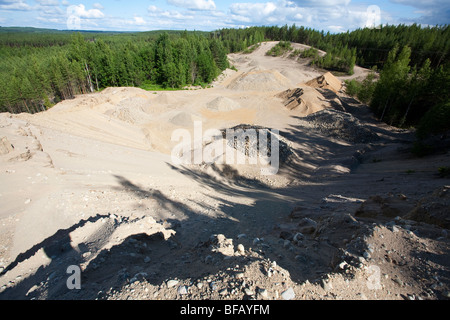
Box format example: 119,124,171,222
0,41,448,301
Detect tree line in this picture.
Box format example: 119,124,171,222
0,30,228,114
217,24,449,70
216,24,449,137
0,24,448,139
345,44,449,139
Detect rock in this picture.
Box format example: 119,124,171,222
244,288,254,296
219,288,228,296
392,278,403,287
293,232,304,243
236,244,245,255
298,218,317,234
281,287,295,300
321,279,333,291
26,284,39,296
144,256,151,263
258,288,268,298
167,280,179,288
178,286,188,295
210,234,235,257
236,272,245,279
130,272,147,284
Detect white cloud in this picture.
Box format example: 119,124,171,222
0,0,32,10
167,0,216,10
229,2,278,21
35,0,59,6
133,16,146,25
148,5,158,12
292,0,351,6
148,5,193,20
93,3,104,10
225,0,380,32
67,4,104,19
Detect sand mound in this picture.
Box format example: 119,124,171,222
206,97,241,112
153,92,178,105
103,97,153,124
227,68,292,91
305,72,342,93
169,111,193,127
276,86,343,116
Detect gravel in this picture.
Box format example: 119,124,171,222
297,109,380,143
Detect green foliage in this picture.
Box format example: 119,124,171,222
345,70,377,104
416,101,450,139
243,43,261,54
312,45,357,75
0,30,228,113
300,47,319,59
266,41,293,56
139,82,181,91
1,22,449,130
345,79,361,97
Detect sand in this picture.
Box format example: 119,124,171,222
305,72,343,93
0,41,449,301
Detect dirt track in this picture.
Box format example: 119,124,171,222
0,41,449,301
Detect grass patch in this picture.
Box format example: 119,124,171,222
139,82,184,91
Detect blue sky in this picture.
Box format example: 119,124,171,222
0,0,448,32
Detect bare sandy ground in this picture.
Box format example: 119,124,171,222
0,41,448,301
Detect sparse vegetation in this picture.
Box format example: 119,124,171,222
266,41,293,57
243,43,261,54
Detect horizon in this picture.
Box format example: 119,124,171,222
0,0,448,34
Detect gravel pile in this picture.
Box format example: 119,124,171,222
220,124,294,164
297,109,379,144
